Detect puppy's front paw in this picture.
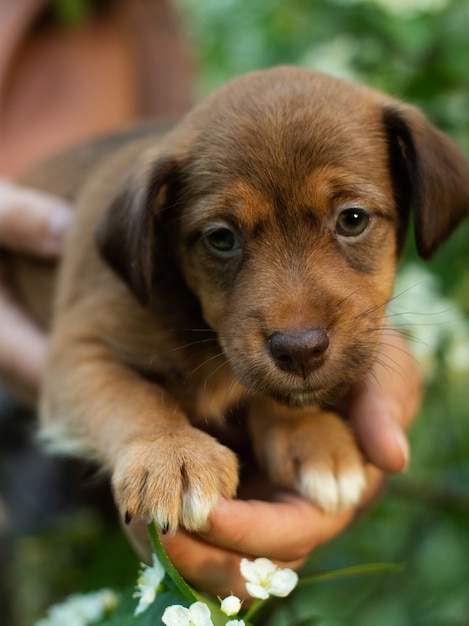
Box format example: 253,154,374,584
254,411,366,514
111,428,238,533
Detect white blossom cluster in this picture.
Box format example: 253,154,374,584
33,551,279,625
34,589,118,626
131,554,299,625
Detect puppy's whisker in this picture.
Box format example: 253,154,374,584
356,299,393,321
332,286,365,312
373,354,407,381
167,337,219,353
185,351,227,380
373,337,421,380
359,288,421,320
380,328,419,347
178,328,218,333
201,357,231,390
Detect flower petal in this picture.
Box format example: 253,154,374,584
220,595,242,616
240,557,276,584
134,587,156,616
188,601,214,626
269,568,299,597
240,558,256,583
245,581,270,600
133,553,165,615
162,604,191,626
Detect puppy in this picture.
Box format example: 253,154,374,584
16,66,469,533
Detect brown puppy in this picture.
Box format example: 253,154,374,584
17,66,469,533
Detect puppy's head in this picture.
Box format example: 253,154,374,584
97,67,469,406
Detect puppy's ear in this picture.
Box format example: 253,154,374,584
96,156,179,305
384,105,469,259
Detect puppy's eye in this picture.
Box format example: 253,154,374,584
203,225,242,258
336,208,370,237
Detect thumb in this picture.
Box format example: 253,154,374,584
347,330,421,473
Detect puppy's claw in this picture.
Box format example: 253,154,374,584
124,511,132,525
161,521,170,535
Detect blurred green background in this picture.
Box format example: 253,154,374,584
5,0,469,624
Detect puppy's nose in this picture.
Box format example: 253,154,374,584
269,327,329,378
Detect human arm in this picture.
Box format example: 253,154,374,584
0,179,71,388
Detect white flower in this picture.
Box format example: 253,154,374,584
240,558,298,600
133,554,165,616
226,621,245,626
34,589,118,626
220,595,242,616
162,601,214,626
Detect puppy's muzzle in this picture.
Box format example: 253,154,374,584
269,326,330,378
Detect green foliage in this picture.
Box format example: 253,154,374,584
178,0,469,150
51,0,93,25
99,588,190,626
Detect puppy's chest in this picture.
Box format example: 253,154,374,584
168,366,247,432
124,314,247,431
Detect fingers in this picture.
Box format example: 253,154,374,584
0,179,71,390
201,466,382,562
0,285,46,387
200,498,353,562
0,179,71,256
347,329,422,473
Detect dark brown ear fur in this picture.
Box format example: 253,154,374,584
384,104,469,259
96,156,179,305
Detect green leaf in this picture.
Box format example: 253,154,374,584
299,562,404,587
290,618,323,626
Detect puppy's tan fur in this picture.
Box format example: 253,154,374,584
15,67,469,532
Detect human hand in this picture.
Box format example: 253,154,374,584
125,329,421,599
0,179,71,388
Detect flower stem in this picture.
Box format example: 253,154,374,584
148,520,197,603
243,598,265,623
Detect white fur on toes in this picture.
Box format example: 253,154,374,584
297,465,367,514
181,488,218,531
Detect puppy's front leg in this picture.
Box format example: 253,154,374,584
247,397,367,513
41,333,238,533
